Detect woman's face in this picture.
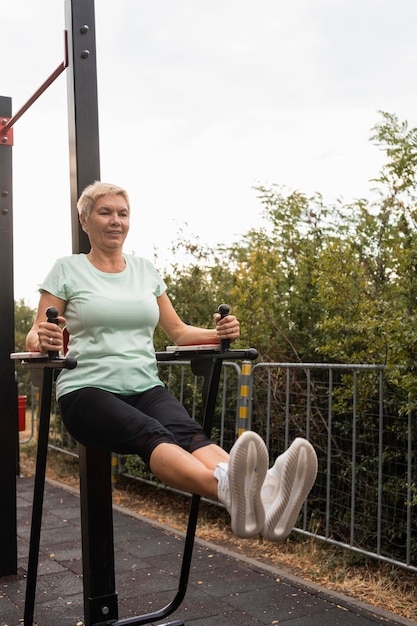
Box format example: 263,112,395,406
81,193,130,252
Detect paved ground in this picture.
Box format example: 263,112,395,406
0,476,415,626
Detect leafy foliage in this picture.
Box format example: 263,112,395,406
14,299,36,397
154,111,417,563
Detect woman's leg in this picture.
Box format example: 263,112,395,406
59,387,179,466
149,441,230,498
149,443,219,499
192,443,229,469
150,431,269,539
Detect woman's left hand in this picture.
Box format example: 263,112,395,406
213,313,240,341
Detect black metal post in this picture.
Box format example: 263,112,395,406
78,446,118,624
0,95,18,578
23,366,54,626
65,0,100,254
65,2,117,623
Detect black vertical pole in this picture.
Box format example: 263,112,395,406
65,2,118,623
0,96,18,578
65,0,100,255
23,367,54,626
78,446,118,624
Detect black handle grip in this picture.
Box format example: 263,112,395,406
218,303,230,352
46,306,60,359
46,306,59,324
44,307,77,370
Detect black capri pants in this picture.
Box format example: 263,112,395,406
59,385,212,468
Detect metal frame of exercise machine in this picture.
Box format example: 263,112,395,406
12,329,257,625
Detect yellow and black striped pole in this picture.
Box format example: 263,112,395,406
111,453,118,491
236,360,253,436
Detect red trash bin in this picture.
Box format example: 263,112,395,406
18,395,27,431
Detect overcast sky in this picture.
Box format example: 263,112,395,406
3,0,417,307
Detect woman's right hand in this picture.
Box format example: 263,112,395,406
25,291,67,353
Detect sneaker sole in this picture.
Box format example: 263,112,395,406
228,431,269,538
262,438,317,543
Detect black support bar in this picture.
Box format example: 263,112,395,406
23,367,55,626
79,446,119,625
65,0,101,255
65,1,111,620
0,95,18,578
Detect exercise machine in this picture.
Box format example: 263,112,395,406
11,305,257,625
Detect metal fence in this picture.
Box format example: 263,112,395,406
24,359,416,573
249,363,416,573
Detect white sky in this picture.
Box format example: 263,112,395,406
3,0,417,307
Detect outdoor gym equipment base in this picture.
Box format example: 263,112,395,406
12,342,257,626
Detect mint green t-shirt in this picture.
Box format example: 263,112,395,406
40,254,167,399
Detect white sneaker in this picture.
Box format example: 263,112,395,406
261,438,318,543
214,431,268,538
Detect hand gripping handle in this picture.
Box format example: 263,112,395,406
45,306,77,369
218,303,230,352
46,306,60,360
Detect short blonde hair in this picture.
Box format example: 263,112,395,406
77,181,130,219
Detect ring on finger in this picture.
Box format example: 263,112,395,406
49,337,53,345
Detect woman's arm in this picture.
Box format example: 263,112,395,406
157,292,240,346
26,291,67,353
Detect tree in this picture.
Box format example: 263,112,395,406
158,112,417,560
14,299,36,396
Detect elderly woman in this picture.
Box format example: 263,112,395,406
26,181,317,542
